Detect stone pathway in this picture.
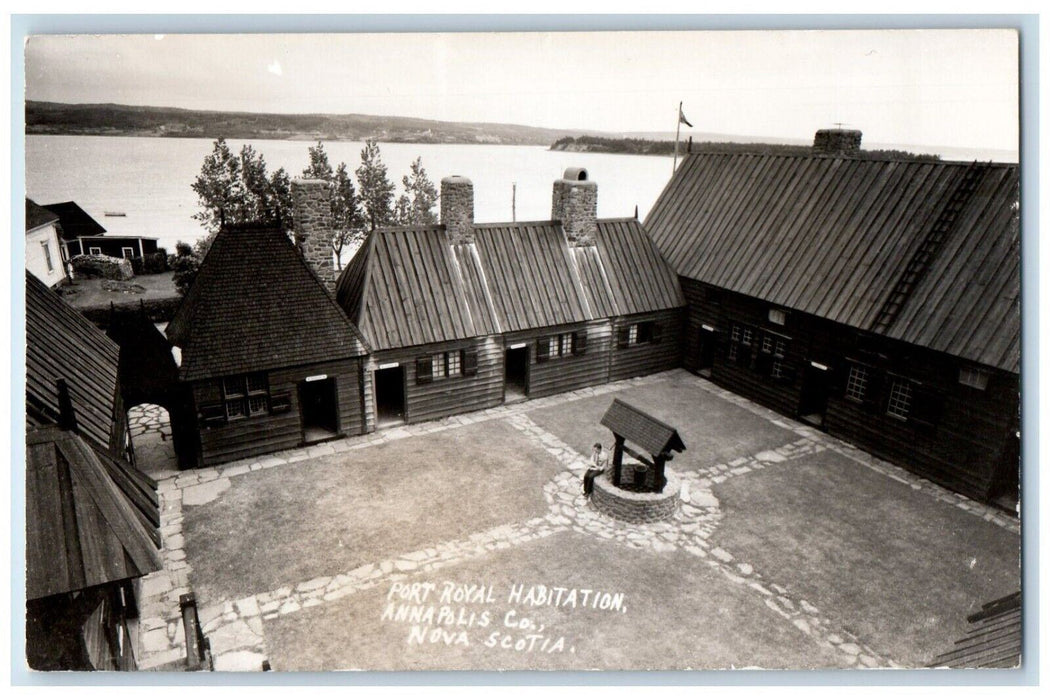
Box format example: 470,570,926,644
135,369,1016,671
128,403,178,476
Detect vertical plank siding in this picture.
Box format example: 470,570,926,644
194,358,365,467
681,278,1017,502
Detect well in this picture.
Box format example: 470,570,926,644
591,469,681,524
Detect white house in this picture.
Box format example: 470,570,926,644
25,199,68,288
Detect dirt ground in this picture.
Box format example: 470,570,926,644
174,371,1020,672
59,271,177,309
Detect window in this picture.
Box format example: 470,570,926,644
886,379,913,420
122,247,135,260
845,365,870,403
429,351,464,380
221,372,270,419
41,242,54,272
959,367,990,390
728,323,755,365
621,322,657,348
756,331,790,380
560,333,573,356
89,246,102,255
768,309,786,326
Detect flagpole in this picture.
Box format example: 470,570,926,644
673,101,682,175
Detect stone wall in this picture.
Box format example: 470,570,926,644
440,176,474,244
591,470,681,524
70,253,134,281
291,179,336,289
552,179,598,247
813,129,863,155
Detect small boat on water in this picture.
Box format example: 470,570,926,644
104,211,126,217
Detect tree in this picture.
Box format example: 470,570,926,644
303,141,334,181
330,162,366,268
355,139,395,231
171,240,202,296
191,138,240,233
191,138,291,234
394,156,438,225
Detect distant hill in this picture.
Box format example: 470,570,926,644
551,134,941,161
25,101,602,145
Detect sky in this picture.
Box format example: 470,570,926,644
24,29,1019,153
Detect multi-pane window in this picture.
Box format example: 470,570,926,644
845,365,870,402
769,337,788,379
728,324,756,364
768,309,787,326
41,242,54,272
222,372,269,419
624,322,655,347
560,333,573,356
958,367,990,390
886,379,913,420
431,351,464,380
89,246,102,255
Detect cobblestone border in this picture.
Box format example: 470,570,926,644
686,376,1019,534
136,368,1012,670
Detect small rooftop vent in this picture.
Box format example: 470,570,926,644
563,167,588,182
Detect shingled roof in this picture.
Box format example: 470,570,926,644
26,272,121,452
927,592,1021,668
645,153,1020,374
600,398,686,456
167,225,369,381
41,201,106,240
27,425,161,600
25,198,59,232
337,217,683,351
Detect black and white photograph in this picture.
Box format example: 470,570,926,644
18,21,1025,676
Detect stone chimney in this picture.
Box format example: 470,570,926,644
552,167,597,247
291,179,336,289
813,128,863,156
441,176,475,244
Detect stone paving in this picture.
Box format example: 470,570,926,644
133,369,1018,671
128,403,179,477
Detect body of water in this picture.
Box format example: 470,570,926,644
25,135,678,260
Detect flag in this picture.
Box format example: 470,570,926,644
679,106,693,128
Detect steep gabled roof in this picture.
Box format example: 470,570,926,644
26,272,121,452
472,221,594,332
646,153,1020,373
337,216,684,350
27,425,161,600
336,226,499,351
25,198,59,232
41,201,106,240
601,398,686,456
167,225,369,381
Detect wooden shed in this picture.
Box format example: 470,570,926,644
645,131,1020,504
166,223,371,467
25,272,161,670
334,170,684,430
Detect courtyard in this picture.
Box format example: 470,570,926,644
132,369,1020,672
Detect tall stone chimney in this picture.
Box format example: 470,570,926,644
291,179,336,289
552,167,597,247
813,128,863,156
441,176,475,244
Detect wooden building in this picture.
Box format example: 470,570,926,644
166,223,371,467
43,200,159,260
25,272,162,670
324,170,684,430
25,199,69,288
645,129,1020,504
